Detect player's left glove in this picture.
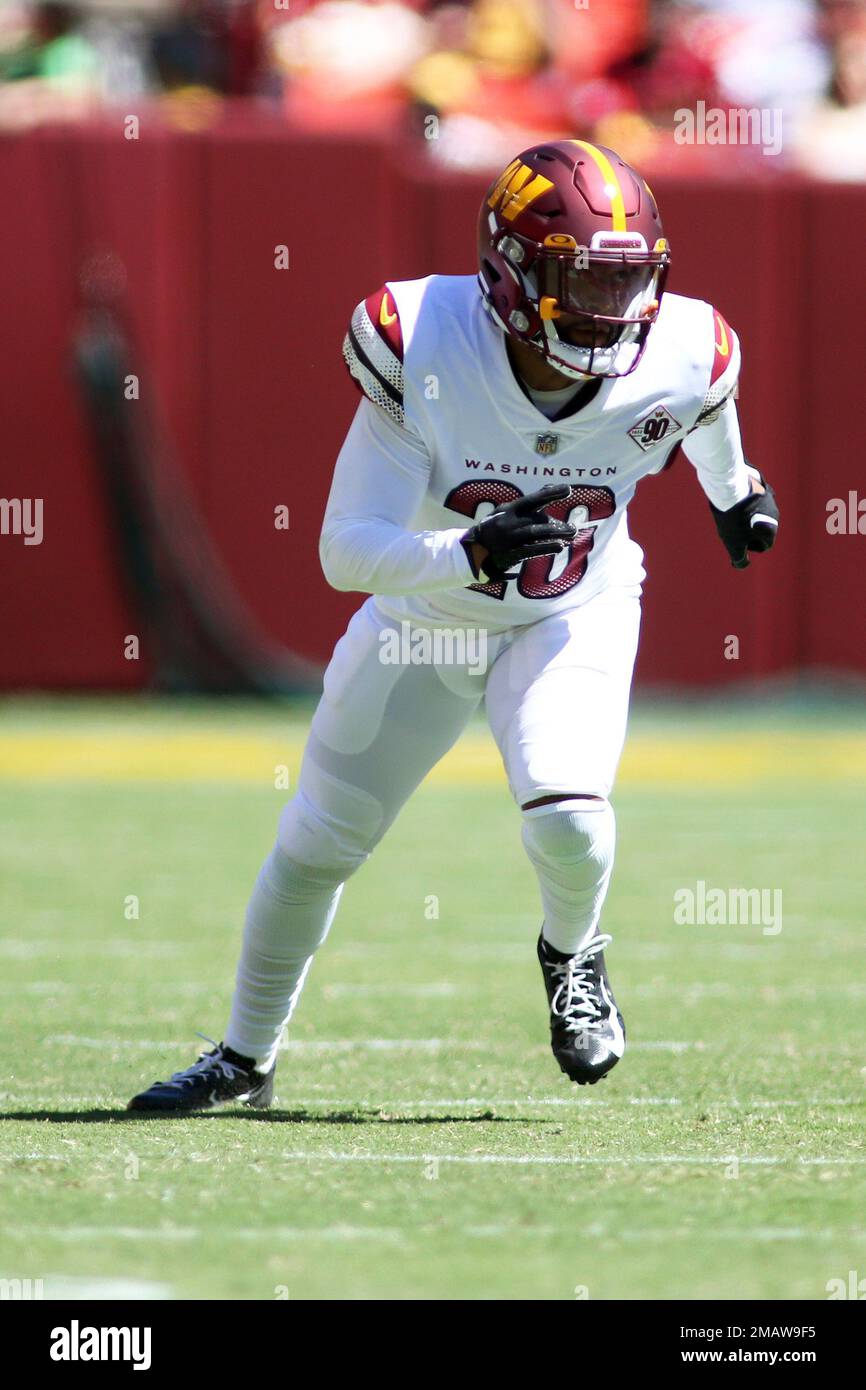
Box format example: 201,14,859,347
462,483,576,583
709,466,779,569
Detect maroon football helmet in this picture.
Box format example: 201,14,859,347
478,140,671,379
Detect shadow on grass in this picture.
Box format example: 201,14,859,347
0,1108,540,1125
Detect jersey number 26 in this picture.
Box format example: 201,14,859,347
445,481,615,600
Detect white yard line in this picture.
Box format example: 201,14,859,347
275,1096,863,1110
5,1223,865,1246
277,1096,683,1108
0,982,76,994
2,1224,199,1241
280,1045,708,1050
279,1039,702,1054
624,942,856,959
0,1094,119,1105
8,975,864,999
44,1037,199,1050
0,980,207,997
3,1092,862,1110
42,1035,706,1053
632,982,866,998
0,942,182,959
322,984,458,999
40,1276,174,1300
14,1148,865,1168
275,1151,866,1168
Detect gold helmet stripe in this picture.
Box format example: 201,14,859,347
567,140,627,232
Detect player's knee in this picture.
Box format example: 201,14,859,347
521,793,604,811
276,785,384,882
253,842,337,912
521,796,615,876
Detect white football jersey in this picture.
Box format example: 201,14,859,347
325,274,742,630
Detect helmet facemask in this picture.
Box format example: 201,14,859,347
483,227,671,381
534,243,667,379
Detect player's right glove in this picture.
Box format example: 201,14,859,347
709,466,780,569
462,483,576,583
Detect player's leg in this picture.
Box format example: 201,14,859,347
128,600,485,1110
484,586,641,1083
224,607,486,1072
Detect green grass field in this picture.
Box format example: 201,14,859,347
1,696,864,1301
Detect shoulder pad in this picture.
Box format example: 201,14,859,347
342,286,405,425
695,308,740,426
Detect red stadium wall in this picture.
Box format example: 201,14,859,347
1,117,864,690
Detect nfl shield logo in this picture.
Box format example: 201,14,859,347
535,432,559,455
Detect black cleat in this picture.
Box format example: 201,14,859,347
127,1036,274,1113
537,933,625,1085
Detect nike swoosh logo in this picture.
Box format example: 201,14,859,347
379,293,397,327
599,979,626,1057
714,314,729,357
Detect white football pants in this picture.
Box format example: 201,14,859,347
225,587,640,1070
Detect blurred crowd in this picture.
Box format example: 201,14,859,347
1,0,865,176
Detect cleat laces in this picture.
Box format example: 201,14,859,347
548,934,612,1036
168,1035,247,1089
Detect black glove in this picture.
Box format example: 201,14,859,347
709,468,779,569
462,484,576,582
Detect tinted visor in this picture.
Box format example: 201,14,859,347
536,255,657,321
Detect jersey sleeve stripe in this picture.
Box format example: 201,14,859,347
695,310,741,426
342,298,406,426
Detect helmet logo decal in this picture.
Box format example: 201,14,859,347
567,140,627,231
488,158,554,223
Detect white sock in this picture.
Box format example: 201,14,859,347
224,845,343,1073
521,798,616,956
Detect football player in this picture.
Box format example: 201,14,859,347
129,140,779,1111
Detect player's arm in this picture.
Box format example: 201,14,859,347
320,396,573,594
319,395,477,595
682,309,779,568
321,287,571,595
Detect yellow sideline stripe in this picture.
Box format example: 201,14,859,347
0,731,864,786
